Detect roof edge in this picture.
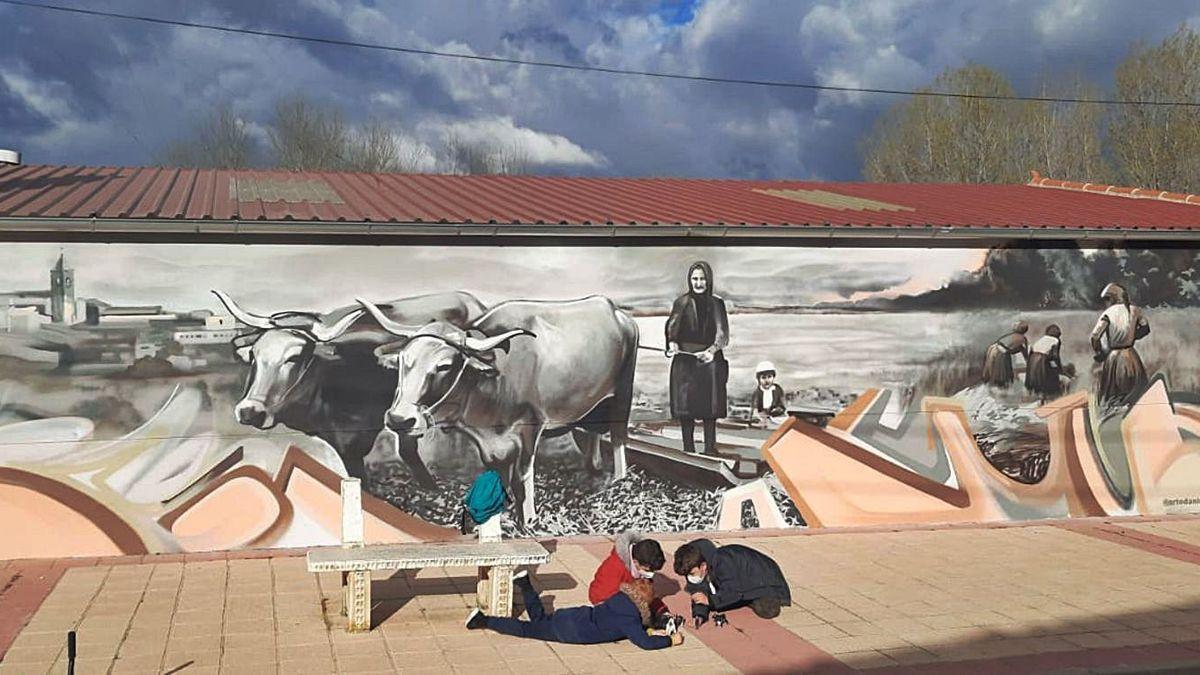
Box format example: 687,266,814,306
1028,170,1200,207
0,217,1192,243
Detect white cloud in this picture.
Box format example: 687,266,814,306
420,115,606,168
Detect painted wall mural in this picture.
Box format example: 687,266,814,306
2,242,1200,558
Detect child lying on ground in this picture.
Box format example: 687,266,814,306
466,572,681,650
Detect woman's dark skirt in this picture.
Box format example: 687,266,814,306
669,352,728,420
1024,352,1062,396
1097,347,1147,404
981,343,1014,387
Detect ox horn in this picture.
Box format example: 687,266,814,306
464,329,536,354
212,290,274,330
355,298,423,337
310,307,365,342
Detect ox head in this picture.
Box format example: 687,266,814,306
213,290,364,429
356,297,534,438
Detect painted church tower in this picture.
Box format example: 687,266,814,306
50,253,75,324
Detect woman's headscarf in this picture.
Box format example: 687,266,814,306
687,261,715,297
1101,282,1130,308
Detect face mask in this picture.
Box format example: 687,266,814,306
638,570,655,580
686,574,704,585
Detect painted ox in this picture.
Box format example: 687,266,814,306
212,290,487,482
357,296,639,528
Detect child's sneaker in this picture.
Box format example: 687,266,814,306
465,608,487,630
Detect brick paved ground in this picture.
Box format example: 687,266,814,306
3,517,1200,674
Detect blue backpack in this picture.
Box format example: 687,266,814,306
462,470,509,530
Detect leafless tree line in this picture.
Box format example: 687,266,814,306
862,25,1200,192
162,94,528,175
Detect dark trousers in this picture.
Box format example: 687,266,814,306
680,418,718,456
485,579,559,640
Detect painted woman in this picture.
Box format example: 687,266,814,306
1024,324,1064,399
665,261,729,456
981,320,1029,388
1090,282,1150,405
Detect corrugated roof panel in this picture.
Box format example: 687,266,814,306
2,165,1200,231
72,167,136,217
129,168,179,219
99,167,158,218
40,166,116,218
158,168,196,219
0,165,74,215
16,166,95,217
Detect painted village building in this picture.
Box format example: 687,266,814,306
2,161,1200,560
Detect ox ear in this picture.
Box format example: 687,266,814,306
234,344,253,363
373,342,404,369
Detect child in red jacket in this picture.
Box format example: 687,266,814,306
589,532,668,616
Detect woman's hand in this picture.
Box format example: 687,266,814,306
697,348,715,364
690,592,708,605
665,342,679,359
670,632,685,646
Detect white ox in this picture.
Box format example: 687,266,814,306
213,290,486,482
358,295,639,528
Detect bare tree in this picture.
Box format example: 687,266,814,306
161,103,254,168
342,119,401,173
1022,74,1110,183
162,95,428,173
1108,25,1200,193
269,95,349,171
439,132,531,175
861,65,1033,183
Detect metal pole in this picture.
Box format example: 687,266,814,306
66,630,76,675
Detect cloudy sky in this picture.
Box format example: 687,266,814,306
2,0,1199,179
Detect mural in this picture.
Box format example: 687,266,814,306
2,243,1200,558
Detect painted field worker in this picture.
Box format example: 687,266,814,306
466,574,681,650
1091,282,1150,405
589,532,669,618
981,321,1030,387
1025,325,1065,398
674,538,791,624
751,360,787,427
666,261,730,456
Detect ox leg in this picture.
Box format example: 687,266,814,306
510,424,542,530
572,429,603,475
343,453,367,480
609,422,628,482
396,434,438,488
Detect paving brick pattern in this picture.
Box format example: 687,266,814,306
1124,519,1200,549
2,520,1200,673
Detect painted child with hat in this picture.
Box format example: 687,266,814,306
752,361,787,428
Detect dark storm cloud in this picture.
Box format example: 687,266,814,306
2,0,1198,176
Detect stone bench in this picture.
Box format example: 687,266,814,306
305,478,551,633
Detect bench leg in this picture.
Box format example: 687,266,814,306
346,570,371,633
340,572,349,617
489,565,514,618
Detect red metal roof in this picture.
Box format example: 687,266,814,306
1,164,1199,231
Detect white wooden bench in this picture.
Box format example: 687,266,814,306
305,478,551,633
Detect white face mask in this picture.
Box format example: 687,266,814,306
638,570,655,580
686,574,704,585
